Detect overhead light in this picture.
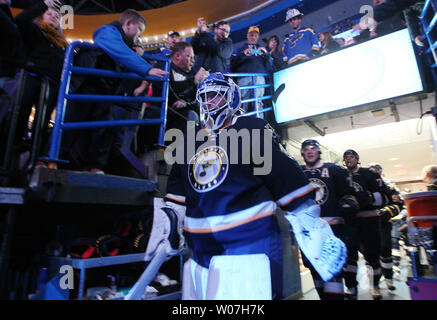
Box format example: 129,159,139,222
388,157,399,161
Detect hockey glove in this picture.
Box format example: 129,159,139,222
284,199,347,281
377,205,400,223
339,195,359,224
144,197,186,262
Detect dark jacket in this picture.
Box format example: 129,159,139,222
191,31,233,73
0,4,25,77
373,0,420,22
320,40,341,55
270,49,286,71
14,1,65,83
428,177,437,191
152,62,198,115
230,43,273,74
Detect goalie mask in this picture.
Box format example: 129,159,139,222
196,73,241,131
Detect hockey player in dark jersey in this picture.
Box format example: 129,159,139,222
369,163,404,291
142,73,347,300
300,139,360,300
343,150,390,300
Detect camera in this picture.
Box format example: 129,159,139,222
250,48,262,55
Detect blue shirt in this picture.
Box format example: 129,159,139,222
93,24,152,77
283,27,320,65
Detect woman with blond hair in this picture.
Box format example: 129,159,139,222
14,0,68,168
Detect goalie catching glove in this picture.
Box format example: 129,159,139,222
144,197,186,262
284,199,347,281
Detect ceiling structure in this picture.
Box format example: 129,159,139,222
283,93,437,190
11,0,341,41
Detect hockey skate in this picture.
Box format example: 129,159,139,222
344,287,357,300
370,286,382,300
385,278,396,291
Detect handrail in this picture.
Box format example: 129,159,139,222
45,41,170,166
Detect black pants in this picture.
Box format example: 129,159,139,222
343,216,382,290
302,222,345,300
60,100,114,170
16,75,58,157
380,221,394,280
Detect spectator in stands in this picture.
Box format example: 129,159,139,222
60,9,168,174
283,8,320,66
353,0,421,37
0,0,25,80
335,37,346,47
12,0,67,166
422,164,437,191
165,41,209,131
138,42,209,151
147,30,181,65
191,18,233,73
0,0,27,165
318,31,341,55
162,30,181,56
230,26,272,119
267,35,286,71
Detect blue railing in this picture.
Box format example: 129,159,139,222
224,72,273,118
43,41,170,165
419,0,437,89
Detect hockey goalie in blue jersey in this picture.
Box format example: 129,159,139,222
144,73,346,300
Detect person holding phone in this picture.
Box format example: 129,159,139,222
230,25,272,118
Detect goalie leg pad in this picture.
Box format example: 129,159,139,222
206,254,272,300
182,254,272,300
182,258,209,300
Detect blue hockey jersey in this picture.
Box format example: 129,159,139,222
165,116,315,258
283,27,320,65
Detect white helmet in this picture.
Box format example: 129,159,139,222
196,73,241,131
285,8,304,22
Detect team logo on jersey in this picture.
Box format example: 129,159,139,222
288,33,304,49
188,146,229,193
351,181,364,193
309,178,329,205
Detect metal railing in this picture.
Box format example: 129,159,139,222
224,72,273,118
43,41,171,166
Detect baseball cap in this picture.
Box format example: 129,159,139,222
285,8,304,22
167,30,180,37
248,26,260,33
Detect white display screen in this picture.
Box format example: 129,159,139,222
273,28,424,124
